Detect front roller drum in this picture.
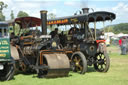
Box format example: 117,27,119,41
38,54,70,78
0,63,15,81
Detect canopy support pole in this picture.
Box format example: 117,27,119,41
13,22,15,35
103,21,105,40
94,21,96,40
85,22,88,39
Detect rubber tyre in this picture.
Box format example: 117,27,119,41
0,63,15,81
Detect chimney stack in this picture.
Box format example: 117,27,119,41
82,8,89,14
40,10,47,35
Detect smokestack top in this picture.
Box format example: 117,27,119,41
40,10,47,14
82,8,89,14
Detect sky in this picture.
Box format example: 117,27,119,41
2,0,128,28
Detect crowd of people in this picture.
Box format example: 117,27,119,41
119,37,128,55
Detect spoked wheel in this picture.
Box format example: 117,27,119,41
94,52,110,72
71,52,87,74
0,63,15,81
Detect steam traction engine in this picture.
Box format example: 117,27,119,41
11,10,70,78
47,8,116,74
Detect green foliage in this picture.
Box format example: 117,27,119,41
0,1,8,10
104,25,114,32
113,23,128,34
0,1,8,21
48,13,56,19
9,24,20,35
47,13,57,32
0,12,5,21
12,11,29,35
104,23,128,34
14,24,20,35
0,53,128,85
17,11,29,18
10,10,14,19
0,46,128,85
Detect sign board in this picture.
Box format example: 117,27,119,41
0,38,10,59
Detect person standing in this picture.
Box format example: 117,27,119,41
119,38,123,54
121,37,127,55
126,37,128,54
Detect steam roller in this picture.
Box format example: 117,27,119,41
39,53,70,78
9,10,71,78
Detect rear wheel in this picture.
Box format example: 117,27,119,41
94,52,110,72
71,52,87,74
0,63,15,81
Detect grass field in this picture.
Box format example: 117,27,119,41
0,46,128,85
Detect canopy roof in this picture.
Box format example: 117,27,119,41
0,22,9,27
13,11,116,29
47,11,116,25
15,17,41,29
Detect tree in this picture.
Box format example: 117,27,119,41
17,11,29,18
47,13,57,32
13,11,29,35
113,23,128,34
0,13,5,21
48,13,56,19
103,23,128,34
0,1,8,21
10,10,14,19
